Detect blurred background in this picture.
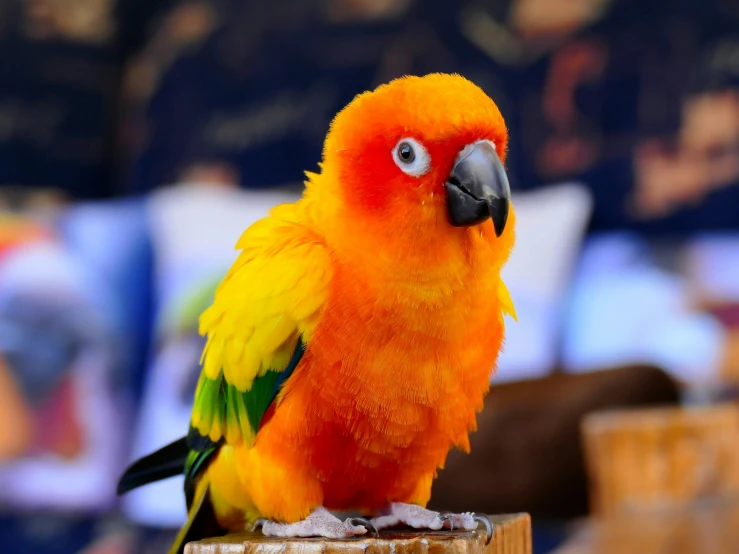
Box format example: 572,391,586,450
1,0,739,552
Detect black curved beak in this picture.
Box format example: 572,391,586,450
445,141,511,236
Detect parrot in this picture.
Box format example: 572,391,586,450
117,73,517,554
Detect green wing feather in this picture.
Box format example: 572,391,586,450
190,337,305,446
184,337,305,512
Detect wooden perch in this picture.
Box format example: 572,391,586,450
582,404,739,516
185,513,531,554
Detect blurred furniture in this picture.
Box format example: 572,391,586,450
582,404,739,517
185,514,531,554
496,183,592,383
430,365,680,519
553,498,739,553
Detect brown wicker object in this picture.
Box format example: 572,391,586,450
185,513,531,554
582,404,739,516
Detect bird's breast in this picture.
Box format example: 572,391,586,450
276,259,505,506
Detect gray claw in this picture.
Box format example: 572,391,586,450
350,517,379,537
252,518,267,533
473,514,493,545
439,511,455,531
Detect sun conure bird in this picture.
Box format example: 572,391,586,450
117,73,517,553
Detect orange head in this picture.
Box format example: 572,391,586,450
308,73,513,271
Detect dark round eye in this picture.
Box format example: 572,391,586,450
397,142,415,164
392,138,430,176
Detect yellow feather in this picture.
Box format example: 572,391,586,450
198,304,221,336
225,418,240,445
203,337,224,379
250,315,294,356
223,344,261,391
498,279,518,322
209,416,222,443
226,339,245,369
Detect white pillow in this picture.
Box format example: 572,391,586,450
495,183,593,382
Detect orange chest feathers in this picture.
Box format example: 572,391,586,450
264,251,506,508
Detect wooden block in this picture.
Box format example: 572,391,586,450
185,513,531,554
582,404,739,516
553,498,739,554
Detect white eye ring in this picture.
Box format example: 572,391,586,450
392,138,431,177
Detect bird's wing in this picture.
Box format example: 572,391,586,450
190,204,331,448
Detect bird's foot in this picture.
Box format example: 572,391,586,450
371,504,493,544
370,503,475,531
253,506,377,539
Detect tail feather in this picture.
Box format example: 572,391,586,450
168,480,226,554
119,434,225,553
117,436,189,495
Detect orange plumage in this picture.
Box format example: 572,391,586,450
205,73,515,525
118,73,516,552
